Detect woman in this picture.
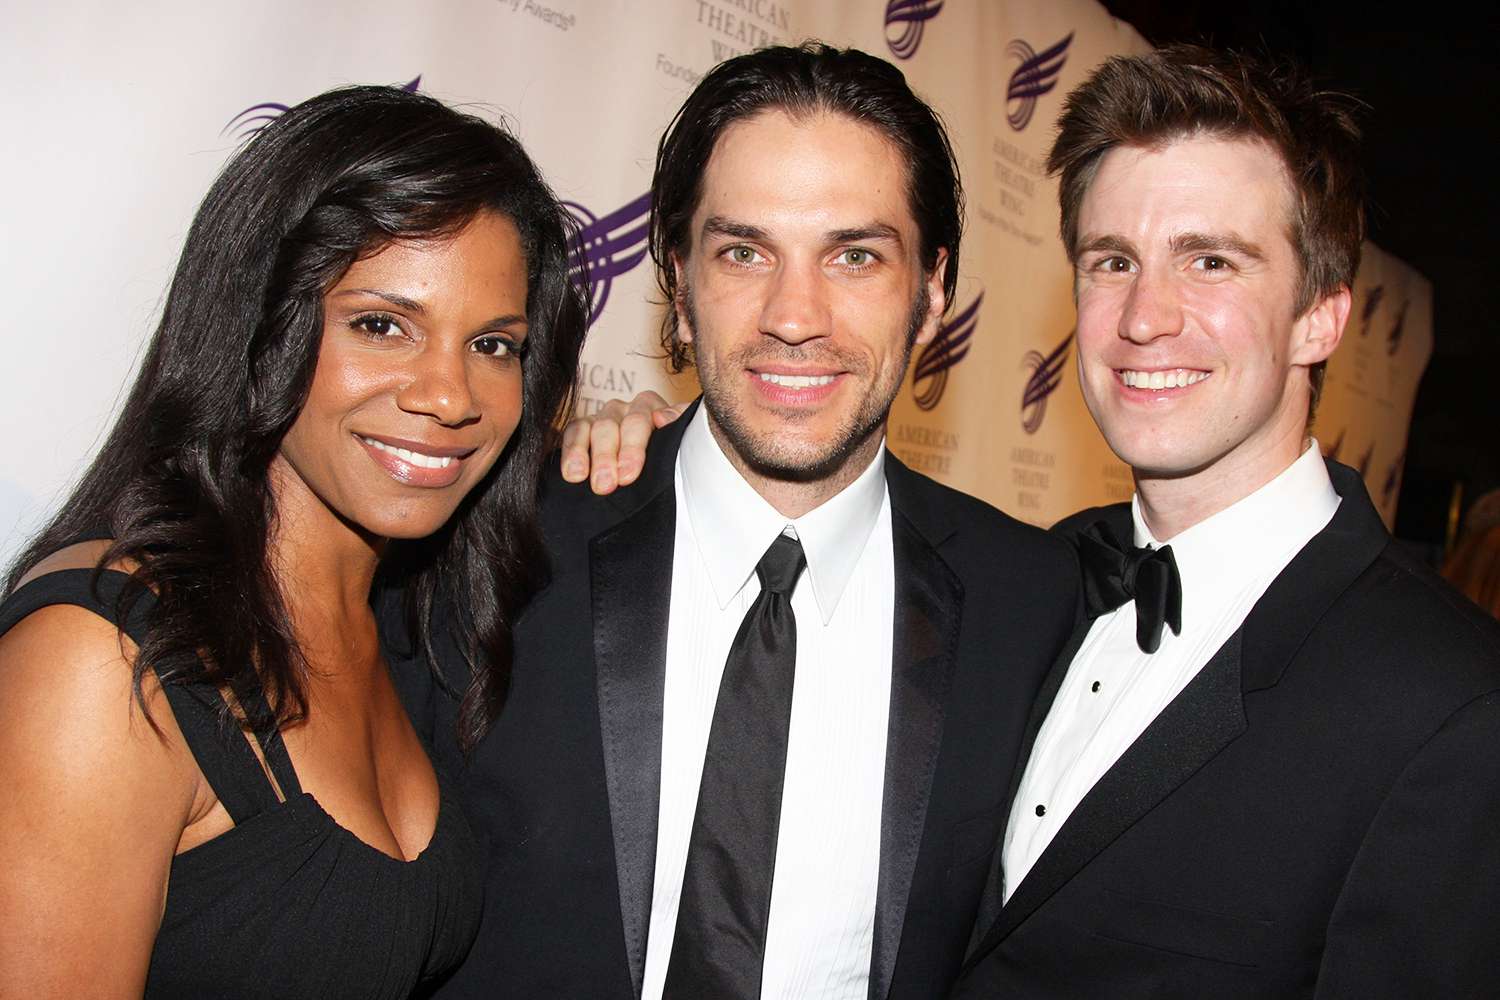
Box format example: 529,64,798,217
0,86,586,997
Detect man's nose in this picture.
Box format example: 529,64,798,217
1118,267,1185,344
758,261,832,345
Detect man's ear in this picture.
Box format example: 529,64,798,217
672,254,694,344
914,248,949,348
1291,284,1351,367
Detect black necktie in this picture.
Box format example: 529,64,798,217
1075,520,1183,653
663,533,806,1000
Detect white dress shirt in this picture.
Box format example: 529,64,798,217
641,407,896,1000
1002,443,1340,901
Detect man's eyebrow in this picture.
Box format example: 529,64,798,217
1076,234,1138,258
1170,231,1267,261
1074,233,1268,262
827,223,904,247
331,288,427,314
701,216,768,241
700,217,906,249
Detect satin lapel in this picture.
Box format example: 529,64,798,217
963,504,1128,959
965,616,1092,960
590,406,694,1000
1002,622,1091,847
1238,460,1390,692
868,499,964,1000
978,630,1246,951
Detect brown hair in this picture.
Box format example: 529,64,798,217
1047,44,1365,409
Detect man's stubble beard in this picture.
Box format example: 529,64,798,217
682,281,931,485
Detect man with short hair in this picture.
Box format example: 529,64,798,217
409,43,1080,1000
953,45,1500,996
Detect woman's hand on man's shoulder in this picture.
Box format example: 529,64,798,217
558,390,687,495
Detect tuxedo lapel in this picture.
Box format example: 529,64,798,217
966,616,1092,958
1238,460,1389,692
1003,623,1090,843
981,631,1246,948
962,506,1128,954
588,404,696,999
871,459,964,1000
969,499,1252,953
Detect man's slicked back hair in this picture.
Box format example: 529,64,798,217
650,41,964,372
1048,44,1366,408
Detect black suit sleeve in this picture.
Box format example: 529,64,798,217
1315,690,1500,996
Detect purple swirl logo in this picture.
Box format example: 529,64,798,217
1005,33,1072,131
564,193,652,329
1386,298,1408,357
223,76,422,140
1020,329,1073,433
884,0,944,60
911,292,980,411
1358,284,1384,337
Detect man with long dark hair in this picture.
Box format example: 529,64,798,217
953,45,1500,996
410,43,1079,1000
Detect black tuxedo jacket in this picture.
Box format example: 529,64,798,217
953,461,1500,998
402,407,1080,1000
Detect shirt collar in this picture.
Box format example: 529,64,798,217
1130,441,1340,636
677,405,888,624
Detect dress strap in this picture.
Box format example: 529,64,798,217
0,568,299,822
236,684,304,801
0,568,155,643
157,681,297,822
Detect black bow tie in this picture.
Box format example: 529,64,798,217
1075,520,1183,654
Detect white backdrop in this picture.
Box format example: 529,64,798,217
1,0,1430,566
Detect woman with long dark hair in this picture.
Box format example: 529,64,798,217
0,85,586,997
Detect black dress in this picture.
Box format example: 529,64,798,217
0,568,483,999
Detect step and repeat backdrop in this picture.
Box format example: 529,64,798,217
2,0,1431,566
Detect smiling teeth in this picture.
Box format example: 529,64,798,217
1119,369,1209,390
759,373,835,388
360,436,454,469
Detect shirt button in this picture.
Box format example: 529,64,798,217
1035,804,1046,817
1091,681,1101,693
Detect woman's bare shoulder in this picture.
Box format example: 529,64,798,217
0,600,180,759
4,538,151,679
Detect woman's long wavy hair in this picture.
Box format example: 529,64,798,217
6,86,586,752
